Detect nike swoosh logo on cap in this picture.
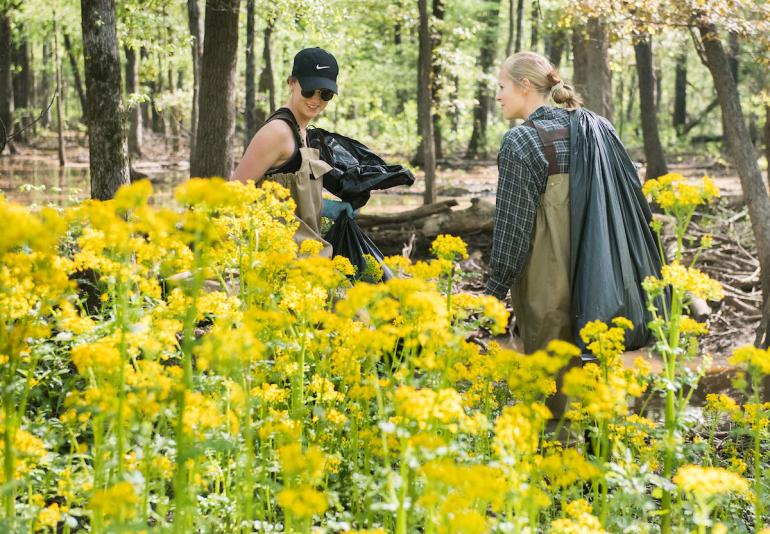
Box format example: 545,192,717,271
316,65,331,70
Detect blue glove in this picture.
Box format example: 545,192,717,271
321,199,354,220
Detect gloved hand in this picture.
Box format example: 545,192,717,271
321,199,354,220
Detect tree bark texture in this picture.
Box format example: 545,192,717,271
572,18,613,121
190,0,240,179
40,40,52,127
244,0,256,150
418,0,436,204
545,28,567,68
63,32,87,120
187,0,203,162
81,0,130,200
124,45,142,158
466,0,501,159
634,34,667,179
514,0,523,53
765,104,770,191
11,29,30,142
257,21,276,117
505,0,514,57
700,23,770,304
530,0,538,50
0,12,15,154
53,17,65,166
673,50,687,133
431,0,444,160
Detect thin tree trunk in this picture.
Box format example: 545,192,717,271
466,0,501,159
572,18,613,120
634,34,667,179
167,67,179,153
190,0,241,178
505,0,514,57
139,47,150,128
41,40,52,127
530,0,538,50
431,0,444,160
673,50,687,133
244,0,256,150
0,11,15,155
514,0,523,53
721,31,740,147
81,0,130,200
257,21,275,117
124,45,142,158
63,32,87,121
187,0,203,162
545,28,567,68
12,28,30,143
418,0,436,205
699,23,770,304
53,16,65,166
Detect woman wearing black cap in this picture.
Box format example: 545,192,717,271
234,47,352,257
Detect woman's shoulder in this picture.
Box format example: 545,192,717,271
500,124,542,157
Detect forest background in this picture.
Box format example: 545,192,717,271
1,0,770,349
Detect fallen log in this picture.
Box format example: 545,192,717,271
357,199,457,227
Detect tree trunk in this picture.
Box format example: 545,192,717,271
167,67,179,153
514,0,523,53
53,16,65,166
634,34,667,179
63,32,87,121
673,50,687,134
124,45,142,158
545,28,567,68
466,0,501,159
530,0,538,50
0,11,15,155
40,40,52,127
700,23,770,304
431,0,444,160
12,29,30,143
572,18,613,121
765,104,769,192
244,0,256,150
187,0,203,162
190,0,240,179
505,0,514,57
721,31,740,147
418,0,436,205
257,21,275,118
81,0,130,200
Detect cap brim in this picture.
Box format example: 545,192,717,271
297,76,338,93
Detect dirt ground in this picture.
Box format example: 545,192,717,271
1,131,765,378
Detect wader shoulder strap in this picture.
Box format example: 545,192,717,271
523,119,569,176
265,107,304,148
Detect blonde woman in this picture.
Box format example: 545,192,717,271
486,51,581,354
486,51,662,361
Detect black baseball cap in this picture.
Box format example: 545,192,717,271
291,47,339,94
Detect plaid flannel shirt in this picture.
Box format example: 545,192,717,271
485,105,571,300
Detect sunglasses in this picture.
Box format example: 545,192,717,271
301,88,335,101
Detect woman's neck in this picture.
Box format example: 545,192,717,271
520,98,549,120
286,101,310,129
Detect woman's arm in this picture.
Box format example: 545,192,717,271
486,132,542,300
232,120,296,183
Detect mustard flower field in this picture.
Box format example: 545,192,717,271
1,176,769,533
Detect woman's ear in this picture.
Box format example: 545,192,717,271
519,78,532,93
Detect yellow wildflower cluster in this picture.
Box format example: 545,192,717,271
642,173,720,213
430,234,469,261
673,465,749,499
550,499,608,533
728,345,770,375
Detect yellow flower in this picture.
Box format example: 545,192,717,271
88,481,139,520
36,503,62,530
673,465,749,499
550,499,608,533
299,239,324,256
430,234,469,261
276,485,328,519
728,345,770,375
493,403,551,457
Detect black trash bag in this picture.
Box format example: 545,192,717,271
307,127,415,210
569,109,664,351
323,212,394,282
